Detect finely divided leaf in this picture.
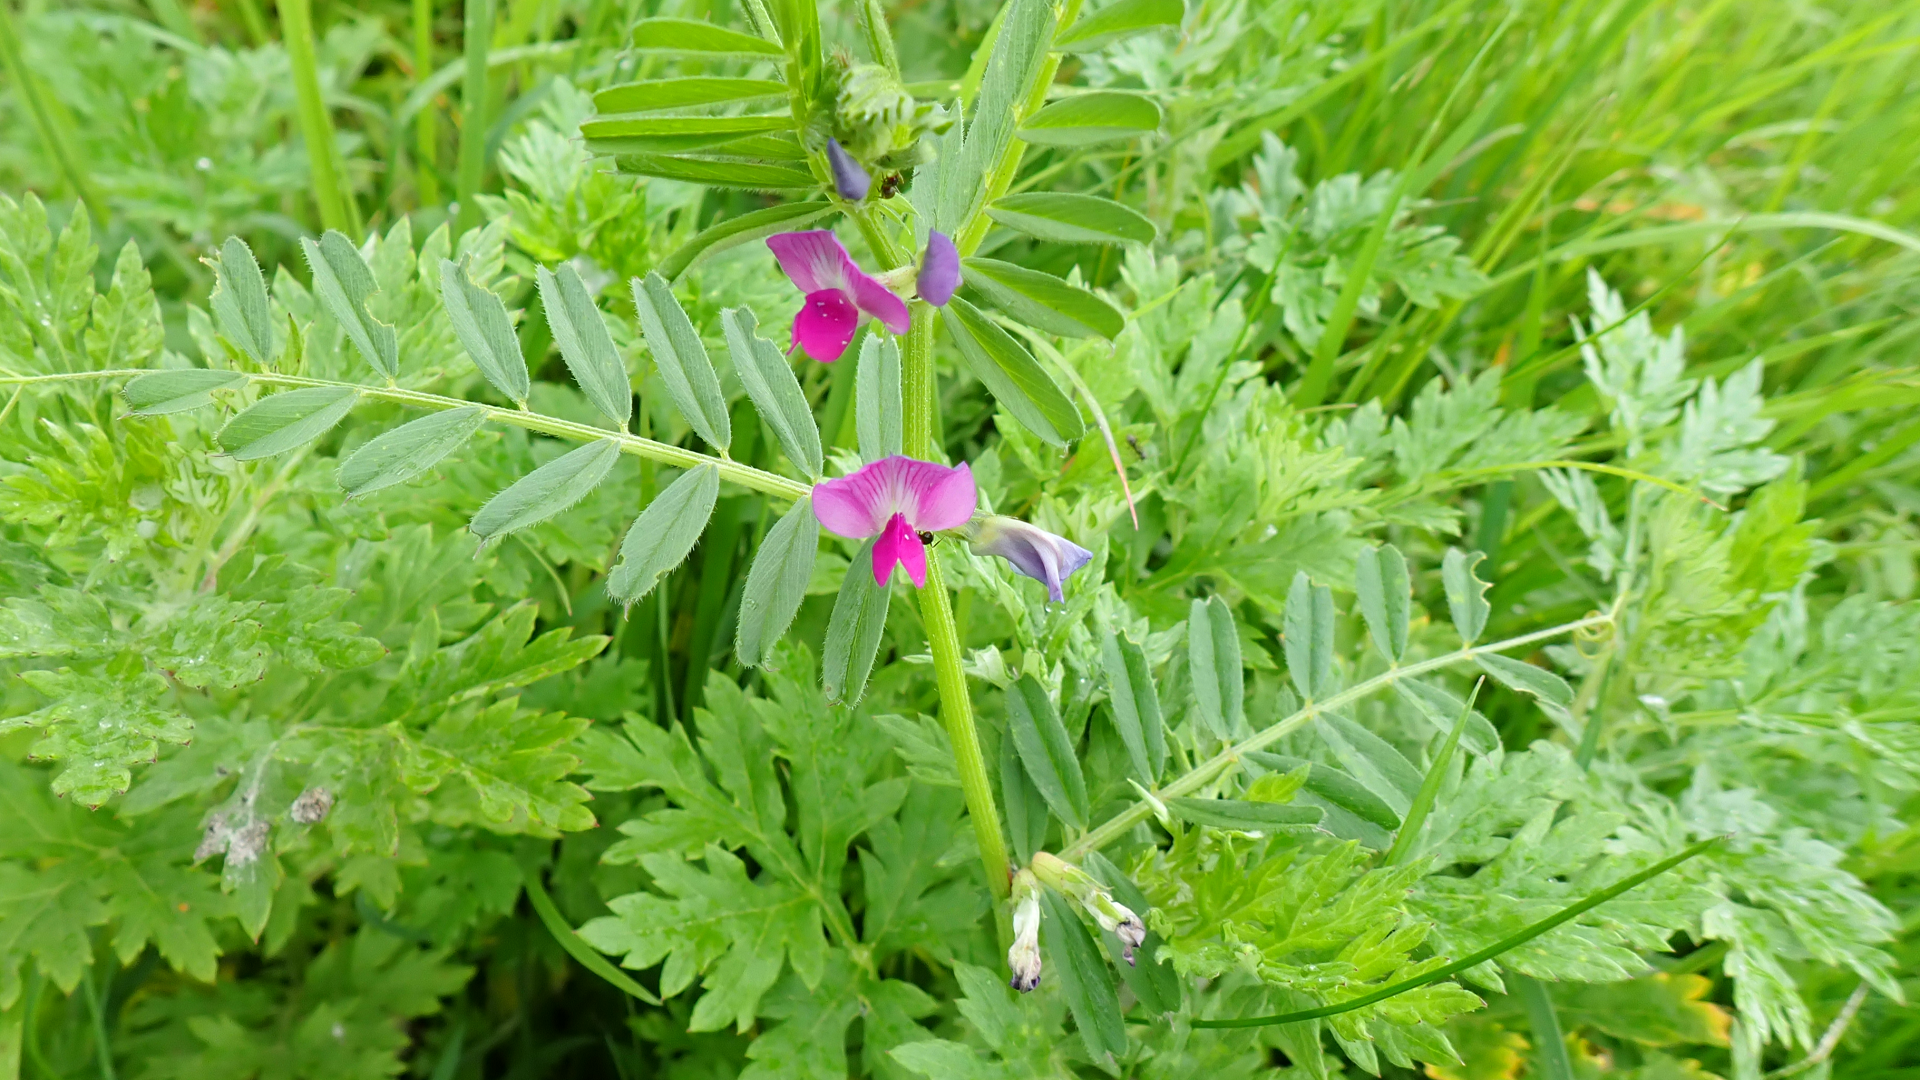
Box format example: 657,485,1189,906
987,193,1157,245
1101,630,1165,783
538,264,633,429
302,231,398,380
122,369,247,415
607,464,721,606
632,272,731,451
856,333,903,463
1006,674,1088,831
724,307,821,478
1040,890,1128,1060
470,438,623,541
961,257,1125,340
338,406,488,497
209,236,274,366
629,17,784,55
1019,91,1163,146
1187,596,1242,739
216,386,359,460
1354,543,1411,663
1284,571,1335,700
944,297,1085,446
822,539,891,706
1055,0,1184,52
735,498,820,668
661,203,835,281
1443,547,1492,645
441,258,530,405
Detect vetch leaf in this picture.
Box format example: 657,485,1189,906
629,17,785,55
1055,0,1184,52
469,438,622,542
1100,630,1165,783
216,386,359,460
209,236,274,366
1002,726,1051,863
122,369,247,415
1165,797,1322,832
987,193,1157,245
1006,674,1088,831
1475,653,1574,706
537,263,632,429
660,203,835,281
1081,851,1181,1015
632,272,731,452
1318,714,1423,816
1384,679,1481,867
337,406,488,497
440,258,529,406
1354,543,1411,663
822,538,891,706
1187,596,1241,740
1443,547,1492,644
961,257,1125,340
724,307,821,478
581,114,793,155
1394,678,1500,756
855,333,902,464
614,155,817,190
1040,890,1128,1059
607,464,720,606
1018,91,1163,147
1244,752,1400,831
734,497,819,668
949,0,1054,230
1284,571,1335,700
944,296,1084,446
302,231,397,380
591,77,787,114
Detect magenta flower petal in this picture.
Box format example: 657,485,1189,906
826,138,871,202
873,512,927,587
793,289,860,362
918,231,960,306
910,460,977,531
849,270,911,335
767,231,851,295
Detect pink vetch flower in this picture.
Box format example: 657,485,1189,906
767,231,910,363
813,455,977,589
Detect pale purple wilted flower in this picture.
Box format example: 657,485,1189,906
813,455,977,588
1008,869,1043,992
966,516,1093,602
767,231,911,362
825,139,871,201
1030,851,1147,964
918,231,959,306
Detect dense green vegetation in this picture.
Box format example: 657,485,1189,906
0,0,1915,1076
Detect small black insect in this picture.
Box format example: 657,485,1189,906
1126,433,1146,460
879,173,903,199
918,530,935,544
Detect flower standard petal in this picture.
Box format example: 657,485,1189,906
826,138,871,202
813,467,894,538
902,460,977,532
918,231,960,306
793,289,860,362
767,231,852,295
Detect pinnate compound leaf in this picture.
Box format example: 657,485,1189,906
724,306,820,477
607,464,721,607
663,203,835,281
469,438,622,542
537,263,632,429
632,272,731,451
302,230,398,380
122,369,247,415
1040,890,1128,1059
944,296,1084,446
629,17,784,55
592,77,787,114
1165,797,1322,832
216,386,359,460
987,192,1157,245
1101,630,1165,783
1019,91,1163,146
1187,596,1242,739
961,257,1125,340
1055,0,1184,52
337,406,488,497
1284,571,1336,700
440,258,529,405
1354,543,1411,663
209,236,274,366
822,538,891,706
855,333,903,464
1007,674,1088,831
735,498,820,668
1443,547,1492,645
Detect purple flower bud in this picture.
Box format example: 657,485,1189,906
918,231,960,306
826,139,871,202
966,516,1093,603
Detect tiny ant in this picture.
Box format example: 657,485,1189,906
1126,433,1145,459
880,173,903,199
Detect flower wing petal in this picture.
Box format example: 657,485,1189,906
849,269,911,335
